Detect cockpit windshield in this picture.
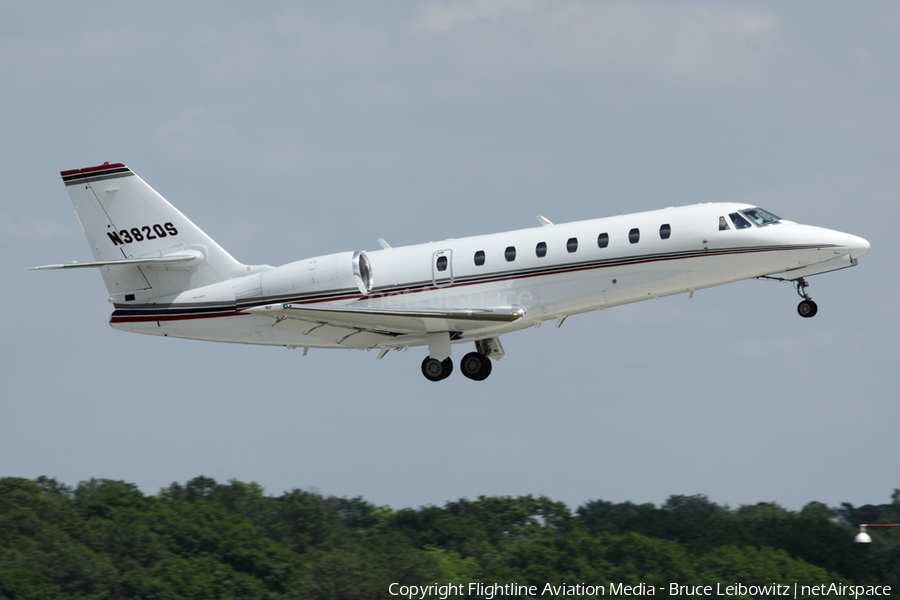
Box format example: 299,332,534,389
729,212,752,229
740,207,781,227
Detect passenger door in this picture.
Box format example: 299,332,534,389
432,250,453,287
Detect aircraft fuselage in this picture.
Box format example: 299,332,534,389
109,202,868,352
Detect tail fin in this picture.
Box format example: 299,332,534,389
59,163,250,303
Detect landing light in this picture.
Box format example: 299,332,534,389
854,525,872,543
854,523,900,543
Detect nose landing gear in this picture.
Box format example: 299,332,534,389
795,278,818,318
755,275,819,318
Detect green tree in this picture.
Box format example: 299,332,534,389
0,569,68,600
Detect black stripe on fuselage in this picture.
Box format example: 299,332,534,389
110,243,837,323
363,243,833,296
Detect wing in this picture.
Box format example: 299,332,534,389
244,303,526,336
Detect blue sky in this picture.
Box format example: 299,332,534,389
2,1,898,511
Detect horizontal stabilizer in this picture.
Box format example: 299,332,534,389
245,303,526,335
29,250,203,271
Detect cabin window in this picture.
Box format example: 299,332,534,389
719,216,730,231
629,228,640,244
659,224,671,239
535,242,547,257
474,250,485,266
505,246,517,262
729,212,752,229
567,237,578,253
436,255,448,271
598,232,609,248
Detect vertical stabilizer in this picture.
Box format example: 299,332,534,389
61,163,249,303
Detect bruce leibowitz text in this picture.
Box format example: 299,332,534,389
389,582,892,599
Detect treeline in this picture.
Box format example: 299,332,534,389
0,476,897,599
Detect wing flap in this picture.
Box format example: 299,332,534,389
245,303,526,335
273,321,400,349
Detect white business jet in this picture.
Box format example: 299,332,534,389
33,163,869,382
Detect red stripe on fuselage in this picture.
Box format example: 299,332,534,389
109,244,834,324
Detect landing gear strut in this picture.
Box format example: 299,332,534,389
756,275,820,318
421,356,453,381
795,278,818,318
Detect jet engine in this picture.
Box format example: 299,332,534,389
239,250,373,302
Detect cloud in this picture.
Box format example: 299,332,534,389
408,0,781,84
0,5,387,96
410,0,540,31
0,9,148,90
197,9,390,87
154,104,316,175
668,6,780,81
0,213,78,245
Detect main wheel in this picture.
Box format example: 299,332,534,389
460,352,493,381
797,300,818,318
421,356,453,381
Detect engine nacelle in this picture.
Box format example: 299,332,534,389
248,250,373,301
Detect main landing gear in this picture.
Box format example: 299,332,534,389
421,356,453,381
460,351,493,381
421,338,498,382
421,338,502,382
795,277,818,318
421,352,493,382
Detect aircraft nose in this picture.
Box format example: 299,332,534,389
846,234,870,259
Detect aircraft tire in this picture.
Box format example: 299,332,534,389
461,352,492,381
475,356,492,380
422,356,453,381
439,357,453,380
797,300,818,318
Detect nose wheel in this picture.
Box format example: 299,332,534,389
797,299,818,318
795,278,818,318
